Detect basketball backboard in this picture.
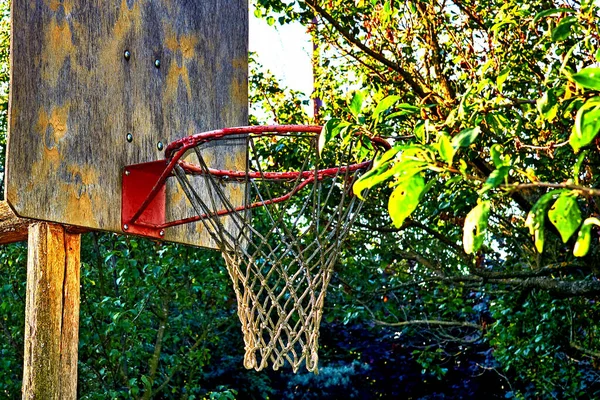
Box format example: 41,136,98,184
5,0,248,247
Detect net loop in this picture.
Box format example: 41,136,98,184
170,125,386,372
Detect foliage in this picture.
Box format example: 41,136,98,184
253,0,600,397
2,0,600,398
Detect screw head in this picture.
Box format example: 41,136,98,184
123,224,129,231
125,170,130,176
154,59,161,68
157,141,164,151
124,50,131,60
126,132,133,143
159,230,165,237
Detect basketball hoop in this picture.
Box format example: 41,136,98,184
121,125,389,372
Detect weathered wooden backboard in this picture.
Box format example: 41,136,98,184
6,0,248,247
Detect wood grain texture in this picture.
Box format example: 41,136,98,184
22,222,80,400
0,200,29,245
7,0,248,248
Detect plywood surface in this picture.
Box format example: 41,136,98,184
6,0,248,248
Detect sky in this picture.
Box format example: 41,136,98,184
248,6,314,97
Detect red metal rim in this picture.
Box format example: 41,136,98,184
122,125,390,236
165,125,323,159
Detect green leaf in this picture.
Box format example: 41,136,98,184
141,375,152,389
570,97,600,152
372,95,400,123
490,144,507,168
551,16,577,42
318,119,341,154
388,174,425,228
437,134,455,165
537,89,558,121
384,104,421,121
397,103,421,112
414,121,426,143
533,8,573,23
573,217,600,257
463,201,490,254
349,90,366,118
491,19,516,33
548,193,582,243
452,127,481,148
496,68,510,92
479,166,511,194
595,48,600,63
373,145,404,167
354,158,426,200
525,190,566,252
572,67,600,91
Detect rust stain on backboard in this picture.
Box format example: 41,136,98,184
41,18,74,86
46,0,74,14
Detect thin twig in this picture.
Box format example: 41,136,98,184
374,319,481,329
502,182,600,197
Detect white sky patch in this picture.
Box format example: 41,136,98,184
249,5,314,97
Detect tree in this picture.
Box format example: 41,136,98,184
253,0,600,397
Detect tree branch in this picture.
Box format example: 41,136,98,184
494,277,600,297
502,182,600,197
374,319,481,330
142,299,169,400
416,2,457,103
570,341,600,358
379,264,590,294
472,262,589,280
356,218,466,255
451,0,487,30
306,0,427,99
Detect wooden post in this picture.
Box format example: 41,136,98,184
22,222,81,399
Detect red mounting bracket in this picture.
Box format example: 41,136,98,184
121,160,167,239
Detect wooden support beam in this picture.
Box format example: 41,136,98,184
22,222,81,400
0,200,30,245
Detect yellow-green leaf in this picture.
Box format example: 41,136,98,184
573,217,600,257
496,68,510,92
318,119,341,154
570,98,600,152
490,144,508,168
437,134,455,165
572,67,600,91
463,201,490,254
548,193,582,243
353,157,426,200
372,95,401,123
388,174,425,228
349,90,366,118
525,190,566,253
479,166,511,195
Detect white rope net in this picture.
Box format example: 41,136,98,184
173,131,375,373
